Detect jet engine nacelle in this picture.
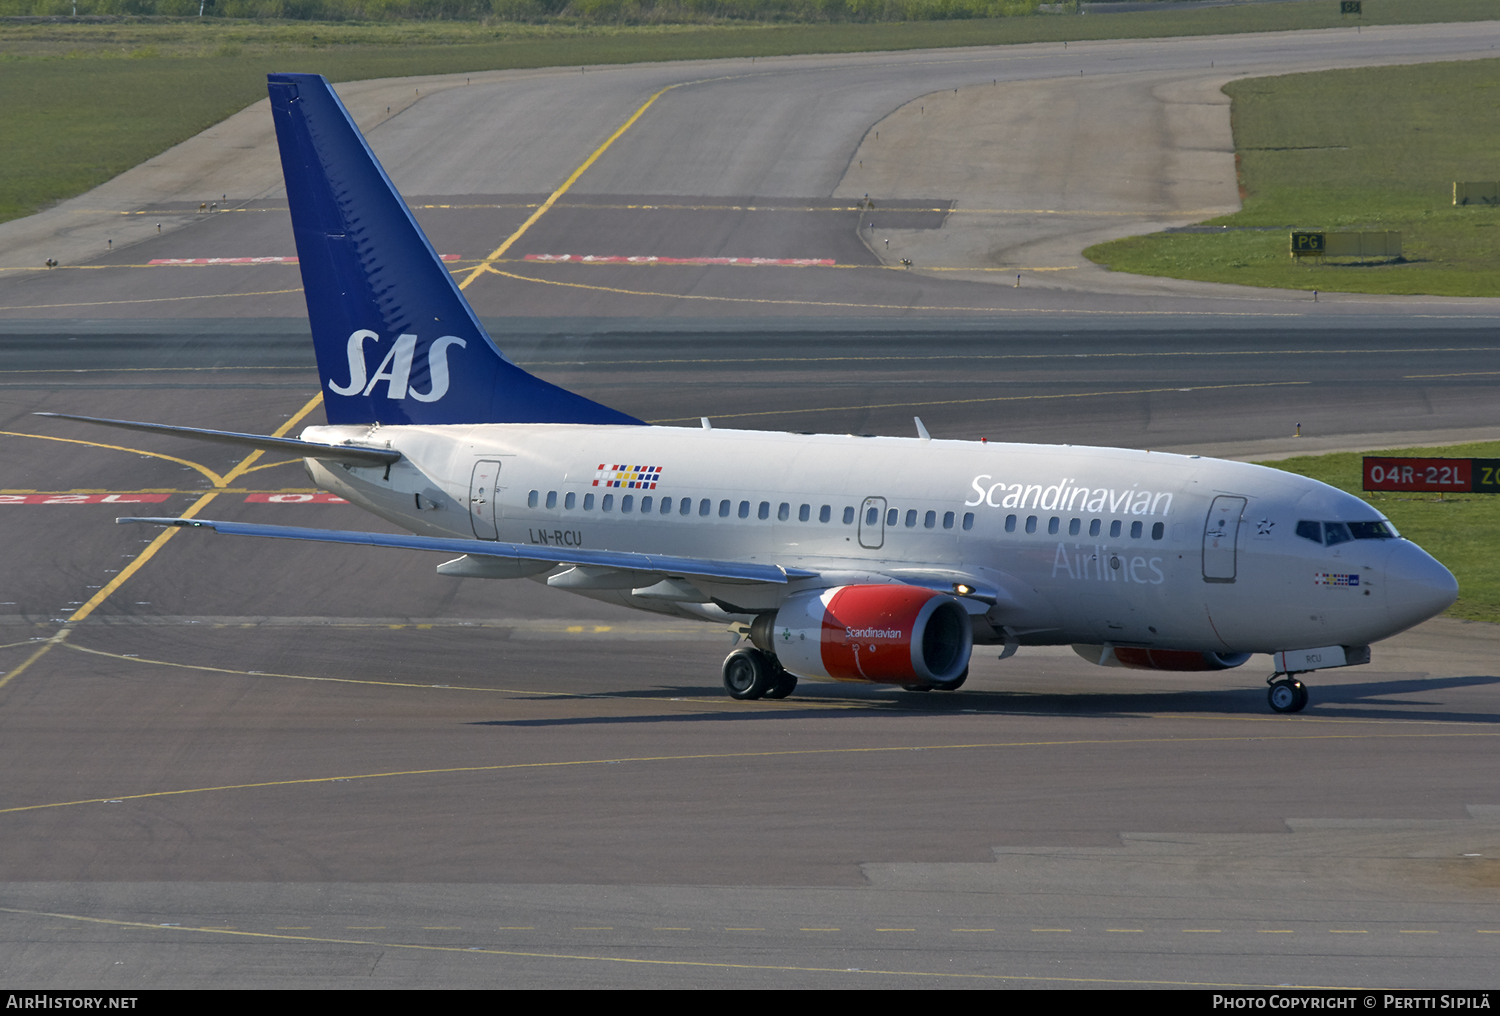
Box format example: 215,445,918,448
766,585,973,684
1072,644,1253,671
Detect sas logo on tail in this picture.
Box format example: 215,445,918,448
327,330,467,402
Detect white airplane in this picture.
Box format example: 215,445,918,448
43,74,1458,713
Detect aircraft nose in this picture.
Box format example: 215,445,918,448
1384,540,1458,631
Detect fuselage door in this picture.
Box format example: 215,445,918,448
858,496,887,549
469,459,502,540
1202,495,1247,582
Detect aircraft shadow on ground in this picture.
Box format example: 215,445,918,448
473,672,1500,727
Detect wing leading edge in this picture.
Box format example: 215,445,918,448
116,516,819,585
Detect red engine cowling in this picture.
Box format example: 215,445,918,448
770,585,973,684
1073,644,1252,671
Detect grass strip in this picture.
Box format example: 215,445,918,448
4,0,1499,224
1086,57,1500,297
1260,441,1500,623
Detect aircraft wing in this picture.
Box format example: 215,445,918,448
116,516,819,585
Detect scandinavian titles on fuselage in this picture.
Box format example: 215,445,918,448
966,474,1173,516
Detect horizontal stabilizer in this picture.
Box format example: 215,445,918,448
116,516,819,585
35,413,400,466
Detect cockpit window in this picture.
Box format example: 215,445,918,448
1348,520,1398,540
1297,519,1399,546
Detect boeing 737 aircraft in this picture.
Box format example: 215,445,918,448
43,73,1459,712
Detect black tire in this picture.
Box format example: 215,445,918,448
763,668,798,700
1268,678,1306,714
723,647,774,700
930,666,969,692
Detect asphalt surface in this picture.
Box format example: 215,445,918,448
1,22,1498,990
1,324,1498,989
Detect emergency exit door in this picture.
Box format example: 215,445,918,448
858,496,886,549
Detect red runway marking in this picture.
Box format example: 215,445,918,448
0,494,171,505
149,256,460,265
524,255,835,266
243,493,349,504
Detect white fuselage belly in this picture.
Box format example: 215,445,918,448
300,423,1453,655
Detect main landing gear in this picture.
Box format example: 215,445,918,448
722,647,798,701
1267,674,1309,713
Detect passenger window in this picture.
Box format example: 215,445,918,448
1047,517,1059,535
527,490,539,508
1151,522,1164,540
602,494,614,512
1005,514,1016,532
641,496,653,513
680,497,691,516
758,501,771,520
1109,520,1122,538
843,506,855,524
546,491,557,509
778,502,790,521
1296,520,1322,544
1130,520,1142,539
819,505,830,523
739,500,751,519
699,499,711,516
565,492,576,510
719,500,731,518
962,512,974,531
943,511,954,530
1089,519,1100,537
886,508,898,527
1025,516,1037,534
905,509,917,528
866,506,879,526
924,510,936,529
622,495,634,513
584,493,595,510
1324,522,1353,546
797,504,809,522
659,497,671,514
1068,518,1080,536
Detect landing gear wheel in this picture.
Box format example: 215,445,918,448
1268,677,1307,714
723,647,776,700
930,666,969,692
763,668,798,700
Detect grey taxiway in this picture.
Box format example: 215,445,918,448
0,20,1497,989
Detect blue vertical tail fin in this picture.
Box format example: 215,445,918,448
267,73,641,427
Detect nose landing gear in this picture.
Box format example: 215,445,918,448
1267,675,1309,713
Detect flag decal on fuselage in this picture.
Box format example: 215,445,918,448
594,464,663,489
